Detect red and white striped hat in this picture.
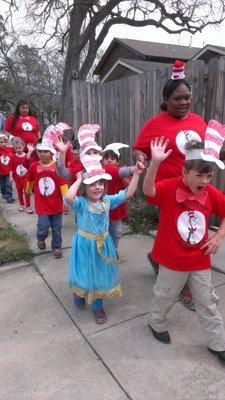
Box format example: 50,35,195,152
201,120,225,169
171,60,185,80
78,124,102,155
80,153,112,184
37,122,71,154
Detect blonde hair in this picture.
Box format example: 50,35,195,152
13,137,25,147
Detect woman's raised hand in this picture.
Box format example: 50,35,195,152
150,137,172,162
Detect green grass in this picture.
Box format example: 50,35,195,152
0,209,33,265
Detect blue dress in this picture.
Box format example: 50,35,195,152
68,190,126,304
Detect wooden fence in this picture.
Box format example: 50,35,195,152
72,57,225,203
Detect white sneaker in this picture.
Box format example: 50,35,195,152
26,208,34,214
19,206,25,212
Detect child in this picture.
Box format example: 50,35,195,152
11,138,34,213
65,152,144,324
102,143,131,247
26,137,68,259
143,131,225,363
55,126,135,248
0,133,15,203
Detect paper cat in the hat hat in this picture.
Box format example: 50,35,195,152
78,124,102,155
80,153,112,184
36,122,71,154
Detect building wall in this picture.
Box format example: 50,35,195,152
97,44,144,80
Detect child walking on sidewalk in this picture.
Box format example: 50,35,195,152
65,152,144,324
143,128,225,363
26,133,68,258
0,133,15,203
11,138,34,213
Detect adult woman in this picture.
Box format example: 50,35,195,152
132,60,207,311
4,99,41,148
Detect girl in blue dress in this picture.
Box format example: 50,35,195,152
65,154,144,324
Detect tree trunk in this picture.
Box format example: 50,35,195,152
58,6,86,124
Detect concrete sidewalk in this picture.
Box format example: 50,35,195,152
1,198,225,400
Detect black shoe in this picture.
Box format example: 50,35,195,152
6,198,15,203
147,252,159,275
149,324,171,344
208,348,225,362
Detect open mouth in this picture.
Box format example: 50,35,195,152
197,185,204,191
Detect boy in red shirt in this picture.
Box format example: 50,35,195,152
0,133,15,203
143,135,225,362
102,143,131,248
26,139,68,258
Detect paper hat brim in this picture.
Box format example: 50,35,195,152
36,143,56,155
80,143,102,155
83,172,112,185
0,133,8,139
201,152,224,169
103,143,129,157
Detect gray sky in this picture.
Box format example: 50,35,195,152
105,21,224,50
3,1,225,52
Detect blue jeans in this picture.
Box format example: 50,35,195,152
37,213,62,250
0,174,13,200
109,220,122,247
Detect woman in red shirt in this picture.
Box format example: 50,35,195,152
4,99,41,149
132,61,207,311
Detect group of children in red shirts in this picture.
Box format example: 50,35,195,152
2,121,225,363
0,124,133,260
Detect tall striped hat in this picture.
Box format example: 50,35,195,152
171,60,185,80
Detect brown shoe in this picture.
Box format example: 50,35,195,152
52,248,62,259
37,240,46,250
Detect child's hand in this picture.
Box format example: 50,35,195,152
27,143,35,153
76,171,83,181
54,137,68,153
135,152,147,166
133,160,145,175
201,232,223,255
150,137,172,162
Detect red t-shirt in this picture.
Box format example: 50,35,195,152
147,177,225,271
68,159,84,183
106,164,128,221
132,112,206,181
27,161,67,215
4,114,40,145
0,147,13,175
11,154,29,188
65,146,74,167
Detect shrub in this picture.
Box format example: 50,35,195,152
127,192,159,234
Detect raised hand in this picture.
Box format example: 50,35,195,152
54,137,69,153
76,171,83,181
134,160,146,175
27,143,35,153
150,137,172,162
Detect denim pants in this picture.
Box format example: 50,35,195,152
109,220,122,247
37,213,62,250
0,174,13,200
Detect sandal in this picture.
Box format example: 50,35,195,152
147,252,159,275
73,295,85,310
93,309,107,324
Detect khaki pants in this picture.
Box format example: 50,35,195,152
149,266,225,351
